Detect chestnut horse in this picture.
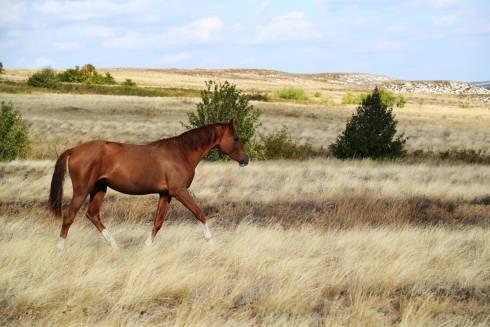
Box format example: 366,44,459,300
48,119,249,250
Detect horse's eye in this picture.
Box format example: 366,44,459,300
234,138,239,142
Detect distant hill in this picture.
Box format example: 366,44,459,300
471,81,490,90
3,67,490,96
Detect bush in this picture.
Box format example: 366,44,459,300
342,91,364,105
27,68,59,88
57,65,85,83
85,72,116,85
273,87,309,101
55,64,116,85
342,89,406,108
0,62,4,74
313,91,322,98
255,127,313,160
80,64,96,77
330,87,407,159
0,102,30,161
122,78,137,87
184,80,261,160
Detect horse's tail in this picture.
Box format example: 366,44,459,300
48,149,71,217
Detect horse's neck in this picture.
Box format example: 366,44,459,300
183,126,221,168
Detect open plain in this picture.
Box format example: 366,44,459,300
0,68,489,326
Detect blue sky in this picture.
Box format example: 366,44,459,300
1,0,489,81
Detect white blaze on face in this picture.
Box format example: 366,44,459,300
201,222,212,240
56,237,65,251
102,229,118,249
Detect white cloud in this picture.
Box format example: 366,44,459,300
159,52,192,65
34,56,55,67
374,41,406,51
0,0,27,26
429,0,464,8
84,25,115,38
34,0,153,20
386,24,405,33
53,42,80,51
102,16,223,49
165,17,223,45
254,12,321,44
103,32,147,49
434,14,458,26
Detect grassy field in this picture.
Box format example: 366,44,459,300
0,68,489,326
0,92,489,158
1,217,488,326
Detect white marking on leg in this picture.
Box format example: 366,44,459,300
102,229,118,249
201,222,212,240
56,237,65,251
145,230,153,247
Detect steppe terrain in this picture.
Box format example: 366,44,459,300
0,68,489,326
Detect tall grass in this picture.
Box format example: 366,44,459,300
0,80,201,97
0,215,488,326
272,87,309,101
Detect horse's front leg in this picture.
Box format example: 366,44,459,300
172,189,212,240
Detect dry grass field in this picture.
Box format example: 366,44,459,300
0,91,489,158
1,68,489,326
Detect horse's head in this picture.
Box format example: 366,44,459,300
217,118,249,167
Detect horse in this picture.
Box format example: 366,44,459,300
48,118,249,250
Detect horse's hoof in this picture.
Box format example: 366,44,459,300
56,238,65,251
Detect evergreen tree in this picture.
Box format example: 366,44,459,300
330,87,406,159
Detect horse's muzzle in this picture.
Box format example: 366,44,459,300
239,155,249,167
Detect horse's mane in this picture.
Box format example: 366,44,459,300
150,124,223,150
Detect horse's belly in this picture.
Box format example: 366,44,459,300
101,168,167,195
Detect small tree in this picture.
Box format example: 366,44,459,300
330,87,406,159
27,68,59,88
255,127,312,160
0,62,4,74
184,80,261,160
0,102,30,161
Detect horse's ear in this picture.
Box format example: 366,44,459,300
228,118,235,126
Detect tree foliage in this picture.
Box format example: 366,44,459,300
330,87,406,159
184,80,261,160
0,102,30,161
27,68,60,88
255,127,312,160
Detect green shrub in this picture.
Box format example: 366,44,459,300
122,78,137,87
0,62,4,74
342,91,364,105
330,87,407,159
184,80,261,160
56,64,116,85
85,72,116,85
314,91,322,98
0,102,30,161
255,127,313,160
27,68,59,88
342,89,406,108
57,65,85,83
273,87,309,101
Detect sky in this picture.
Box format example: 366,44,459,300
1,0,489,81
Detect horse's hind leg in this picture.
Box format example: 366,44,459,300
57,192,88,250
86,183,118,249
145,193,171,246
